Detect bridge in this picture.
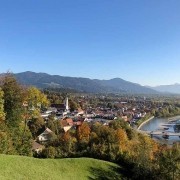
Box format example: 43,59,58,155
138,130,180,137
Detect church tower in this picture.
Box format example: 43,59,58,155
64,97,69,112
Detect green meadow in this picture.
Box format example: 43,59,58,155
0,155,122,180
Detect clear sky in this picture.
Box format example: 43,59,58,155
0,0,180,86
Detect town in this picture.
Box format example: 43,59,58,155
34,91,180,150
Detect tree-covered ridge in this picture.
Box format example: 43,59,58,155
13,71,158,94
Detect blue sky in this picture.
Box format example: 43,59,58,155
0,0,180,86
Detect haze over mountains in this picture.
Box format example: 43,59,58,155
11,71,159,94
150,84,180,94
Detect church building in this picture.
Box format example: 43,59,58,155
51,97,70,113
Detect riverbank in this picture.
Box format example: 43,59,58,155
138,116,180,146
137,116,154,130
137,115,180,130
168,115,180,121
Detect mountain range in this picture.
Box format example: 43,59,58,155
11,71,158,94
150,84,180,94
1,71,179,94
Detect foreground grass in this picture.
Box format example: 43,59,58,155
0,155,122,180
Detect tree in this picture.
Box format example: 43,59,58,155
1,73,24,127
158,144,180,180
109,119,129,131
116,128,128,153
69,99,79,112
1,73,32,156
77,122,90,142
58,132,77,157
28,116,44,139
0,131,14,155
42,146,57,159
26,86,49,112
127,134,158,179
0,88,5,121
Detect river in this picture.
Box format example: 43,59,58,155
140,116,180,145
140,117,169,131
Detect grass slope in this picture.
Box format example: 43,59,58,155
0,155,122,180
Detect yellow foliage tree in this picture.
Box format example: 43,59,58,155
116,128,128,153
77,122,91,142
26,87,50,111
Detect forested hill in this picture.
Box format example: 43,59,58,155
13,71,158,94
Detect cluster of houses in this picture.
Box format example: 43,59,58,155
32,97,84,153
32,96,155,153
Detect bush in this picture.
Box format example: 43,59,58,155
42,146,57,159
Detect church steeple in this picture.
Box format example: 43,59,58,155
64,97,69,111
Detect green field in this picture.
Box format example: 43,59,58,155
0,155,122,180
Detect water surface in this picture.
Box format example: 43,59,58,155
140,117,180,145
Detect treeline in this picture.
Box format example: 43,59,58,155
152,106,180,118
136,105,180,127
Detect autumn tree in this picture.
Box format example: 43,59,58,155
77,122,90,142
57,131,77,157
76,122,90,152
126,134,159,179
116,128,129,153
89,123,119,160
26,86,49,113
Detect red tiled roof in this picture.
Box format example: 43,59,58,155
61,118,74,127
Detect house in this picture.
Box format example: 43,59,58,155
38,128,53,142
61,118,74,127
41,113,50,118
52,104,66,112
74,108,84,116
63,126,73,132
121,115,128,122
32,141,45,153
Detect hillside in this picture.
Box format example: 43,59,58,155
13,71,158,94
94,78,157,94
0,155,122,180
